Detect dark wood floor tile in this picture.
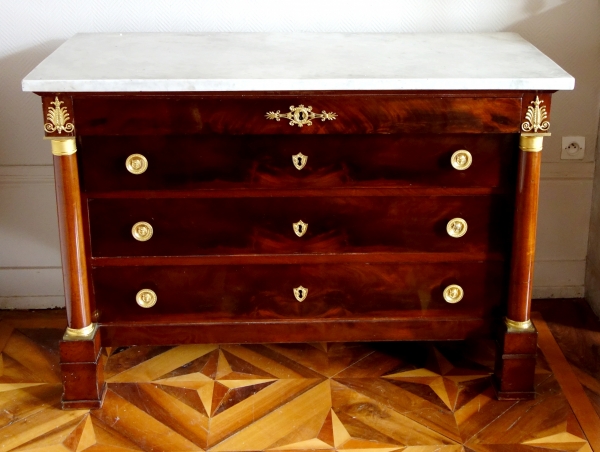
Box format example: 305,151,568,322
533,311,600,451
220,348,278,379
156,348,220,381
534,299,600,382
153,383,209,416
265,342,374,378
231,344,327,379
0,309,67,330
330,379,460,446
333,347,404,378
465,377,587,450
454,386,517,443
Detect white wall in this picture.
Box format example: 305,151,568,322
1,0,599,308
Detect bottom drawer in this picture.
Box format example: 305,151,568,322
93,262,506,322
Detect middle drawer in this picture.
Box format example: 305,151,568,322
88,195,510,257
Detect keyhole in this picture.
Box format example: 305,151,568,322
298,290,303,298
297,156,302,165
298,224,303,233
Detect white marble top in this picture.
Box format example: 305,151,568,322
22,33,574,92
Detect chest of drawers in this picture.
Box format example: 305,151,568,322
23,32,574,409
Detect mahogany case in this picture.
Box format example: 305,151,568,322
39,91,550,408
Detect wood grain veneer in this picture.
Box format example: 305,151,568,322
72,95,522,135
53,153,92,329
39,89,549,408
92,261,506,323
87,195,511,257
78,134,518,191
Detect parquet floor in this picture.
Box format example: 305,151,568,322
1,304,599,452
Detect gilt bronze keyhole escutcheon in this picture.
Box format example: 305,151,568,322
293,286,308,302
293,220,308,237
292,152,308,170
265,104,337,127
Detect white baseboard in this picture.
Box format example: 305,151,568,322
532,286,585,299
540,162,595,180
0,296,65,310
0,165,54,185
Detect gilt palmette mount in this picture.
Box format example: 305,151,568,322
266,104,337,128
521,96,550,133
44,96,74,134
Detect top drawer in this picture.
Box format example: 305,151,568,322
72,94,522,135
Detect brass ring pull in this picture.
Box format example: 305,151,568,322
132,221,153,241
126,153,148,175
266,104,337,128
451,150,472,170
136,289,157,308
293,286,308,302
446,218,468,238
292,152,308,170
443,285,464,304
293,220,308,237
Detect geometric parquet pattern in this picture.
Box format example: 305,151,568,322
0,314,594,451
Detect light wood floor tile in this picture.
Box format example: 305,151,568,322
2,330,60,384
221,345,316,379
104,346,172,380
12,415,87,451
110,383,210,448
91,389,203,451
84,416,143,451
108,344,217,383
266,407,332,450
208,378,322,447
211,380,331,452
0,406,88,452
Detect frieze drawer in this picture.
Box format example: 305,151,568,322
72,95,522,136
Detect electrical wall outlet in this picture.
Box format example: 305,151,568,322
561,136,585,160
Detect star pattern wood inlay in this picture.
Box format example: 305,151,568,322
0,309,598,451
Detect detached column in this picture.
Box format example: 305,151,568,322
495,94,551,400
43,95,106,409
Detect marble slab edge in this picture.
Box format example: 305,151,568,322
22,77,575,93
